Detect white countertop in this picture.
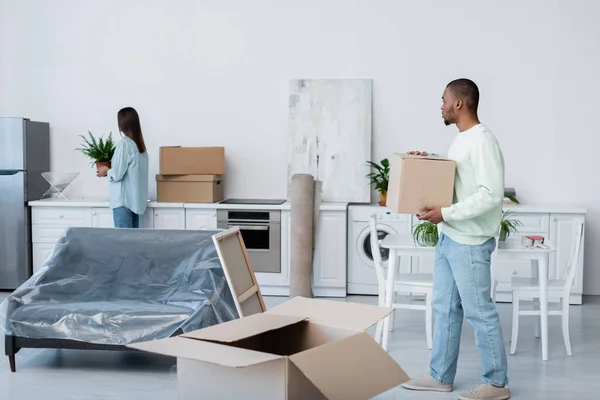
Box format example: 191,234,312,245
29,198,110,207
28,199,586,214
28,198,349,211
502,204,587,214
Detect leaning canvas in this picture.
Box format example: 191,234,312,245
287,79,373,203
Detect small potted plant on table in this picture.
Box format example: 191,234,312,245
76,131,116,171
499,210,523,241
366,158,390,206
412,221,439,247
411,210,523,246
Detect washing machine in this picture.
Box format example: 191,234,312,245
347,204,412,295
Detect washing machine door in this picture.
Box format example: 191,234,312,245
356,224,397,268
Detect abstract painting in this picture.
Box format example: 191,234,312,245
287,79,372,203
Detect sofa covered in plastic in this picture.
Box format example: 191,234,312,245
2,227,238,372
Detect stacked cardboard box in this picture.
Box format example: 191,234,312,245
156,146,225,203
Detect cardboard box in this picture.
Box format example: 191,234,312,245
386,153,456,214
129,297,409,400
156,174,223,203
160,146,225,175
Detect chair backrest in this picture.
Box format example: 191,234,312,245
369,214,387,287
561,220,584,291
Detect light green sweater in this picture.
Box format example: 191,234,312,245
439,123,505,245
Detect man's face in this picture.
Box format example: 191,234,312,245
441,88,457,126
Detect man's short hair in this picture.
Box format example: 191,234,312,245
447,78,479,112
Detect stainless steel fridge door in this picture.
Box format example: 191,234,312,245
0,117,25,170
0,170,29,289
24,120,51,199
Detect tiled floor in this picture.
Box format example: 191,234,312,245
1,293,599,399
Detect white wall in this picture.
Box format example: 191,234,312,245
2,0,600,293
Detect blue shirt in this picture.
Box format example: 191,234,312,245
108,136,149,215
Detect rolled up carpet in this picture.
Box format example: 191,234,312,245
290,174,315,298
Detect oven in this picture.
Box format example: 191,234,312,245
216,209,281,273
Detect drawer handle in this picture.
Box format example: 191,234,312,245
59,215,64,219
155,213,159,216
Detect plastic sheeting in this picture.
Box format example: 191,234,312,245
0,227,238,347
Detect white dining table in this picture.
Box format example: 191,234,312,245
380,235,556,361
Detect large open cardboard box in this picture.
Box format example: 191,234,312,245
129,297,409,399
386,153,456,214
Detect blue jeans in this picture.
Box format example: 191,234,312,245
113,207,139,228
429,233,508,387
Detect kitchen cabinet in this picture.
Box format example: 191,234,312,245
275,208,348,298
31,206,92,274
32,242,57,274
28,200,586,302
32,207,92,227
312,210,347,297
91,208,114,228
406,210,585,305
152,208,185,230
491,213,551,295
30,204,157,272
185,209,218,230
90,208,154,228
490,211,584,305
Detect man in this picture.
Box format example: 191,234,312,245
401,78,510,400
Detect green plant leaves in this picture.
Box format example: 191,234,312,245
412,221,439,247
505,194,520,204
366,158,390,194
500,210,523,239
76,131,116,166
410,210,524,244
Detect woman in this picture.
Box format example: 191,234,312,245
97,107,149,228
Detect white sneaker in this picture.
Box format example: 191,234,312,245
401,374,453,392
457,383,510,400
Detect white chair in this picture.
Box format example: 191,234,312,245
509,221,584,356
371,214,434,350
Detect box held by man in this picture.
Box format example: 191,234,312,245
386,153,456,214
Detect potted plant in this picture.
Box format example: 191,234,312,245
366,158,390,206
76,131,116,170
411,210,522,245
412,221,439,247
499,210,523,241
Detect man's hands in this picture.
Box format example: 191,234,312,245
417,206,444,224
407,150,428,156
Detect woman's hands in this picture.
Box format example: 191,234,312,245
96,166,109,177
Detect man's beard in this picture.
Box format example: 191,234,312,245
444,119,450,126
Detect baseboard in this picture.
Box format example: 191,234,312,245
259,285,347,298
494,292,583,305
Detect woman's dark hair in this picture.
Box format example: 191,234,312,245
117,107,146,153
